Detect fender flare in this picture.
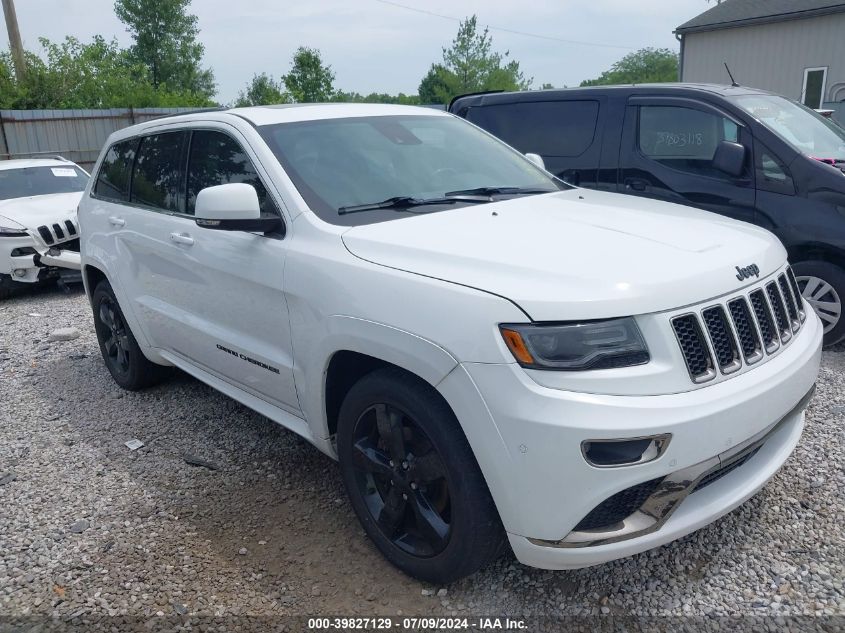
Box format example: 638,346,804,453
303,315,459,440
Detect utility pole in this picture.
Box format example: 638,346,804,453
1,0,26,81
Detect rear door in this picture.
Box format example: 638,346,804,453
463,98,604,188
618,96,756,224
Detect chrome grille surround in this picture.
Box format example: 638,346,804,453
673,266,807,384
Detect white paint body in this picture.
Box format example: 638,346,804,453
0,158,85,283
78,105,823,570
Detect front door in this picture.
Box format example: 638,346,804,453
118,126,299,413
618,97,756,225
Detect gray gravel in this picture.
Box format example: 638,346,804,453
1,286,843,624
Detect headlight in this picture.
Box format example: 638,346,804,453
499,317,649,370
0,216,28,237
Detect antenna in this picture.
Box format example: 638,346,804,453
724,63,739,87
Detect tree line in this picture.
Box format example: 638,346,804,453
1,0,679,109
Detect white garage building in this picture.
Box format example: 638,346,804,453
675,0,845,117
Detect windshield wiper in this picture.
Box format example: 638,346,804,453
444,186,558,198
338,195,489,215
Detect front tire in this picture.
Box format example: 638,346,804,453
0,273,19,300
91,280,171,390
337,367,505,583
792,260,845,347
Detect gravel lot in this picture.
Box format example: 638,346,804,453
1,285,843,627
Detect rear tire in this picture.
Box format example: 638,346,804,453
337,367,505,583
792,260,845,347
91,280,172,390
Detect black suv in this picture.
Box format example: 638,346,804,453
451,84,845,346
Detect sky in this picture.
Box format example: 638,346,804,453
1,0,711,104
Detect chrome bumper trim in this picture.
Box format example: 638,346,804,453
529,384,816,549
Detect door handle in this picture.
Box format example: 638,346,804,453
108,216,125,227
624,178,648,192
169,232,195,246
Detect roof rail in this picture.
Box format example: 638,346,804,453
447,90,506,111
148,107,227,121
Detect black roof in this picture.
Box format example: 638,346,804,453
450,83,773,109
675,0,845,34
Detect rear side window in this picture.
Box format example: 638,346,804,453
94,140,137,202
638,106,742,178
131,132,188,213
186,130,278,216
466,100,600,157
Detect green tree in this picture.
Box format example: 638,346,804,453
580,48,678,87
234,73,290,106
333,90,420,105
283,47,335,103
114,0,215,98
418,64,459,105
1,36,214,109
418,16,531,104
0,54,22,108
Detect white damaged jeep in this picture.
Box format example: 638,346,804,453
0,157,88,298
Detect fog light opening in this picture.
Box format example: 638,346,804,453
582,434,671,468
13,268,27,278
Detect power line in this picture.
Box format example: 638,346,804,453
372,0,635,50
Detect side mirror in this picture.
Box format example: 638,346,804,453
525,152,546,170
194,183,282,232
713,141,746,178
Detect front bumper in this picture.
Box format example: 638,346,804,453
1,234,42,282
1,234,81,284
437,308,822,570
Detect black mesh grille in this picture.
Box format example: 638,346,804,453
37,225,54,244
750,290,776,349
766,282,790,337
64,220,77,236
702,306,739,370
779,274,799,325
693,446,761,493
574,477,664,531
52,223,65,240
672,315,713,379
728,298,761,360
787,267,804,317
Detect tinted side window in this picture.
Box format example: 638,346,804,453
94,139,138,202
131,132,188,213
755,141,795,195
186,130,278,216
638,106,742,178
466,100,600,157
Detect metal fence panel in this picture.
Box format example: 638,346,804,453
0,108,204,171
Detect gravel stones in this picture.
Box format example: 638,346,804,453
48,327,80,342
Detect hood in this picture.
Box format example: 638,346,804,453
0,192,82,229
341,189,787,321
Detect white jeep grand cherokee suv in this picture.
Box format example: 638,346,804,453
0,158,88,298
78,104,822,583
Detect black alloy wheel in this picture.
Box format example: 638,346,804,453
98,297,131,376
350,402,451,557
337,367,505,583
91,280,172,390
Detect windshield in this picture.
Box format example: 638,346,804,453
730,95,845,160
0,165,88,201
259,114,566,225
